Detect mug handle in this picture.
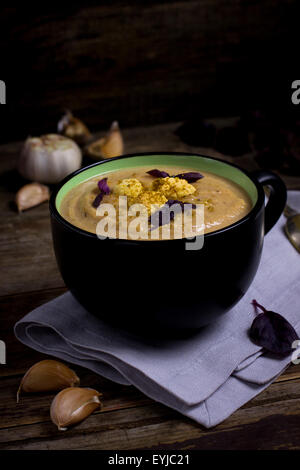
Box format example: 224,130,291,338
251,170,287,234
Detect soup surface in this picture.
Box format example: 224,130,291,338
60,166,252,239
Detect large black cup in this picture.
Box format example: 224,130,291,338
49,153,287,331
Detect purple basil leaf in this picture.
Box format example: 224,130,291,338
174,172,203,183
147,169,170,178
92,192,104,208
166,199,197,210
97,178,110,194
149,199,196,229
92,178,110,208
147,169,203,183
249,300,299,356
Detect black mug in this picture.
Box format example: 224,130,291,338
49,153,287,331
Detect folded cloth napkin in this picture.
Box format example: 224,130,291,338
15,191,300,428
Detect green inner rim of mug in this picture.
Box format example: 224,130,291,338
56,154,258,212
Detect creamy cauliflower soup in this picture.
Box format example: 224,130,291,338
60,166,252,239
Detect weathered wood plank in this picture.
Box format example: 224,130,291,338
2,282,300,451
275,368,300,382
1,122,300,450
0,0,296,139
0,122,224,297
0,287,67,377
0,1,297,142
0,372,151,430
1,378,300,450
1,364,300,432
1,121,299,297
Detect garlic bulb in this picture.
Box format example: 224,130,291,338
16,183,50,212
58,110,92,145
18,134,82,184
17,360,80,402
50,387,102,431
86,121,124,160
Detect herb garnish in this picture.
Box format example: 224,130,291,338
149,199,196,230
147,169,203,183
249,299,299,356
92,178,111,208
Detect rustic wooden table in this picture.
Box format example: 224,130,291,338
1,122,300,450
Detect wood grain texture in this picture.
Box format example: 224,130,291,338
0,121,299,296
0,1,298,141
1,121,300,450
1,376,300,449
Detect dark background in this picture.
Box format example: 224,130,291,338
0,1,298,143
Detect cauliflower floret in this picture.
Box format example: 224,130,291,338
151,177,196,199
129,190,167,215
114,178,143,198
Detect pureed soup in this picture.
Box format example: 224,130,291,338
59,166,252,240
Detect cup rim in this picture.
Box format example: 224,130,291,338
49,151,265,242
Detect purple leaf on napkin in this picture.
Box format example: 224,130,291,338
249,299,299,356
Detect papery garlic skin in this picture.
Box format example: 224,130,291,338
100,121,124,159
50,387,102,431
16,183,50,212
18,134,82,184
58,110,92,145
87,121,124,160
17,360,80,402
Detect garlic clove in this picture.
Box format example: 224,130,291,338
17,360,80,402
50,387,102,431
100,121,124,159
85,138,105,160
15,183,50,212
58,110,92,145
86,121,124,160
18,134,82,184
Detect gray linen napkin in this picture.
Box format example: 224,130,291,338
15,191,300,428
